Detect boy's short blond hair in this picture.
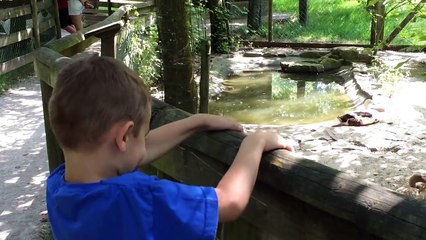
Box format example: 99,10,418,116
49,55,151,151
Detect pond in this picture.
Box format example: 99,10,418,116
209,71,354,125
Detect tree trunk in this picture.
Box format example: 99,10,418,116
384,0,425,46
248,0,262,31
299,0,308,26
208,0,231,53
156,0,197,113
370,0,385,46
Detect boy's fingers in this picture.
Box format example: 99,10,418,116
281,145,294,152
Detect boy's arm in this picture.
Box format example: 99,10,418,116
143,114,243,165
215,131,294,222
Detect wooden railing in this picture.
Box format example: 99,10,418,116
0,0,58,75
33,4,426,240
0,0,154,76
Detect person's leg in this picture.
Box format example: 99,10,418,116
70,15,83,31
68,0,84,31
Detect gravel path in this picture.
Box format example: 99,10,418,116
0,76,48,240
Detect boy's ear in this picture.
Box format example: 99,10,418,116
115,121,134,152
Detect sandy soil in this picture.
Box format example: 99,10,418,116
0,76,49,240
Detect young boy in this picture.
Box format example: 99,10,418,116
46,55,294,239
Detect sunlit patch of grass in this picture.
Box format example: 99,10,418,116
263,0,424,45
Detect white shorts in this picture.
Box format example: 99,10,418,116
68,0,84,16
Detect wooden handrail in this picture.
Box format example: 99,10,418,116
150,98,426,240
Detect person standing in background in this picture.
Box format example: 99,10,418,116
58,0,76,33
68,0,94,31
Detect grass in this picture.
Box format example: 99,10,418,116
0,64,34,95
244,0,426,45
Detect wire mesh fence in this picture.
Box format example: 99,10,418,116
226,0,425,47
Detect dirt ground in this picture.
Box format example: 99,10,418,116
0,76,49,240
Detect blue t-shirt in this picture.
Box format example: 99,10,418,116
46,164,219,240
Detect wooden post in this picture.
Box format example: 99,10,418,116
268,0,273,42
52,0,63,38
299,0,308,26
107,0,113,15
198,39,209,113
247,0,262,31
40,80,65,172
101,33,117,57
296,80,305,98
30,0,41,48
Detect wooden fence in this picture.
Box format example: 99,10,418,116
0,0,58,75
33,4,426,240
0,0,152,76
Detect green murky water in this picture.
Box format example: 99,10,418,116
209,71,354,125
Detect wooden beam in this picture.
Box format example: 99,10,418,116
0,5,31,21
0,28,32,48
0,52,33,74
31,0,41,48
52,0,62,38
153,147,383,240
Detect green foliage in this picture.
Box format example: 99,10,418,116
370,56,410,95
117,14,161,88
362,0,426,46
187,0,209,55
265,0,372,43
188,1,242,54
255,0,425,45
211,5,234,53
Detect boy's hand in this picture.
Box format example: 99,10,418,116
247,130,294,152
191,114,244,132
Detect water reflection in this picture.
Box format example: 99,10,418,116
209,71,354,125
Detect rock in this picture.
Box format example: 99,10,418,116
243,51,263,57
409,174,426,189
299,51,329,58
330,47,374,64
331,47,360,61
357,53,374,63
320,57,342,71
263,52,285,58
280,60,325,73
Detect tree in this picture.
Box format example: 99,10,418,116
247,0,262,31
384,0,425,45
366,0,425,48
156,0,198,113
207,0,232,53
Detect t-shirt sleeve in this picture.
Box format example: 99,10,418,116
150,179,218,240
